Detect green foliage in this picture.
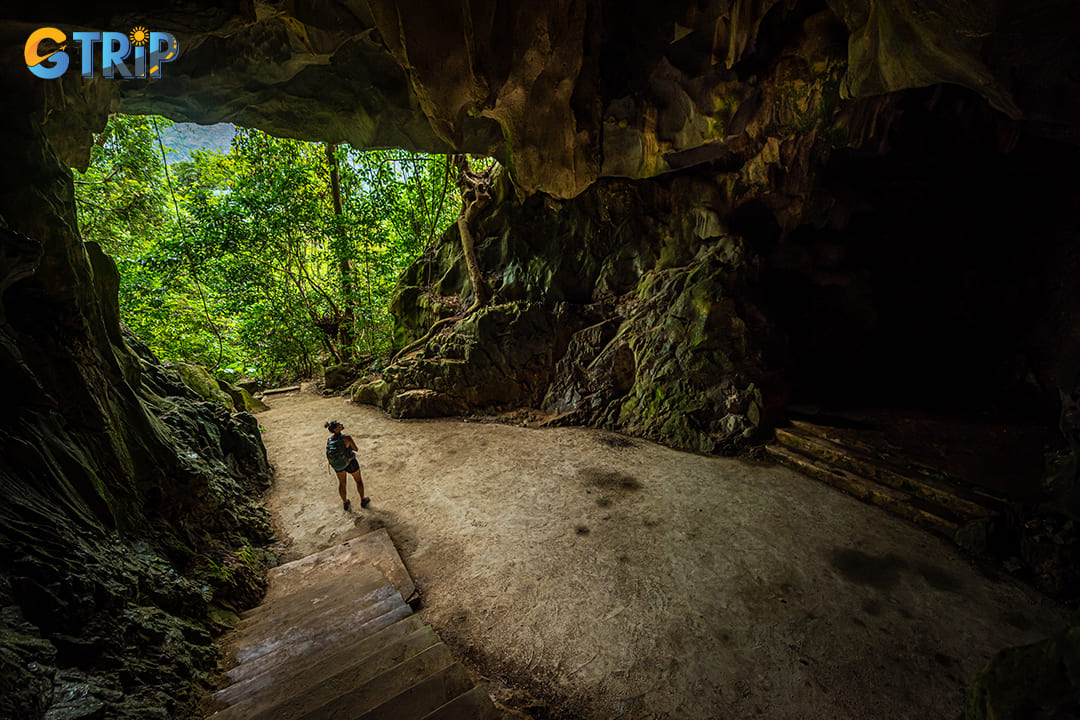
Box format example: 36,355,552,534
75,115,172,247
74,115,464,383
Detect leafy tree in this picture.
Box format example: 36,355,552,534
75,115,171,250
73,115,465,384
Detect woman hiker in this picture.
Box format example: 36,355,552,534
325,420,370,511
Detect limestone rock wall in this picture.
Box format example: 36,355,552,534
0,115,274,718
358,171,776,453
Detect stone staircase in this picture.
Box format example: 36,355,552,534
766,419,1009,550
203,529,500,720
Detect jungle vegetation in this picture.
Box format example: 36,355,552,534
74,114,466,384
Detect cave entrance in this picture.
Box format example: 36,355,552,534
756,89,1077,503
72,114,461,386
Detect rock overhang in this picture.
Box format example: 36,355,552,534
1,0,1075,197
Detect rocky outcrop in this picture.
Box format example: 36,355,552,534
164,359,270,413
0,114,274,718
545,238,771,454
363,72,1080,450
322,362,361,392
355,170,776,452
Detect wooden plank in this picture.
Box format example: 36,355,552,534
261,385,301,396
766,444,959,539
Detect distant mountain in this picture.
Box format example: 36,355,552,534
160,122,235,162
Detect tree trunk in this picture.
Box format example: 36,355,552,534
457,202,488,307
365,246,375,352
450,154,493,310
389,156,496,365
326,143,354,361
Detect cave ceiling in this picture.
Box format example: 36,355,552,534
1,0,1077,199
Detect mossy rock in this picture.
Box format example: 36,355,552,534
217,378,269,413
216,378,244,409
236,379,262,393
169,362,235,411
192,544,272,609
389,388,465,418
964,623,1080,719
353,379,393,407
323,363,355,391
240,387,269,413
206,604,241,633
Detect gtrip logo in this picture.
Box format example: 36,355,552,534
25,27,179,80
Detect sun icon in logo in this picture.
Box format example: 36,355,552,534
129,26,150,47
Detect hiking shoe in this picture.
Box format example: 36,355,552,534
360,496,370,508
343,499,351,511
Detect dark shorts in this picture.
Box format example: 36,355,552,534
342,457,360,474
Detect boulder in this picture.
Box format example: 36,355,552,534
388,389,466,419
323,363,355,391
964,620,1080,719
236,378,263,394
353,379,393,408
240,387,270,413
376,177,771,454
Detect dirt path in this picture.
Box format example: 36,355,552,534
257,390,1066,720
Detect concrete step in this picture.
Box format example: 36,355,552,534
224,595,412,687
419,684,501,720
351,662,475,720
208,615,427,713
788,420,1009,511
213,624,443,720
766,443,959,539
295,644,459,720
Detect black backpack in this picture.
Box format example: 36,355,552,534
326,433,352,471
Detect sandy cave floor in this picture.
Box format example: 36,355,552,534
255,389,1067,720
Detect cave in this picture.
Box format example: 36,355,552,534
760,87,1077,416
2,0,1080,718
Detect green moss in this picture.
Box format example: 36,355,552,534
217,378,268,412
234,544,264,571
193,557,230,585
170,362,235,411
353,379,392,407
527,255,553,288
206,605,240,633
657,237,683,270
747,400,761,426
238,387,268,412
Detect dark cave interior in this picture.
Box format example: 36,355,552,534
753,88,1079,421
